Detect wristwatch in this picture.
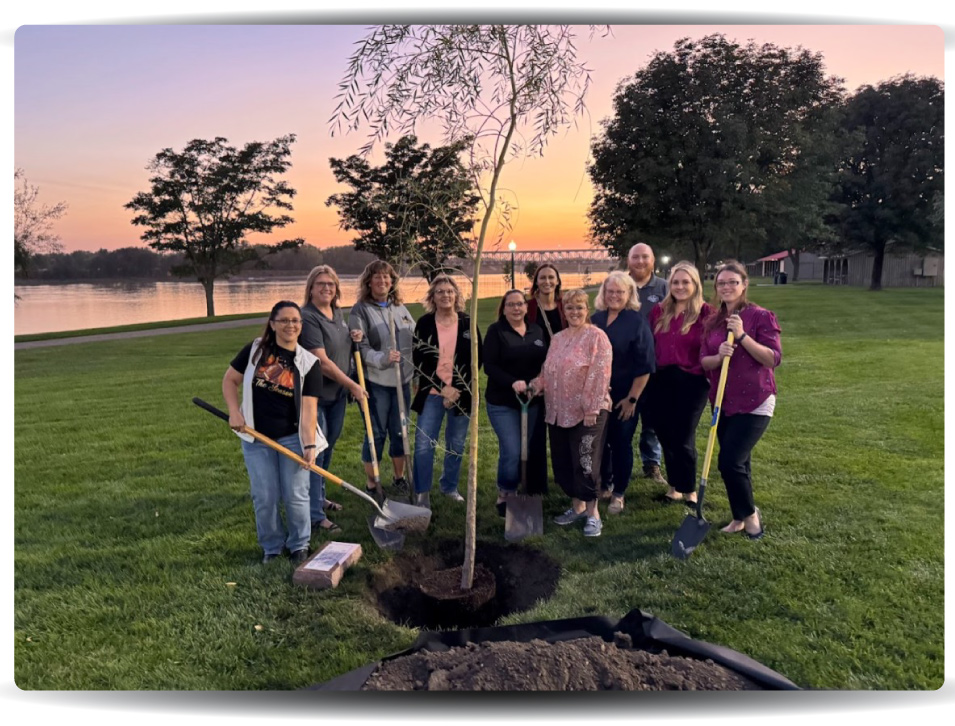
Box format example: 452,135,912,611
628,396,638,404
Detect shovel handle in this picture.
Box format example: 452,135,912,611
353,348,381,484
696,331,735,513
191,397,383,513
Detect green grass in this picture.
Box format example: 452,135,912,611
14,286,943,690
14,311,270,343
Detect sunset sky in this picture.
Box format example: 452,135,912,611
12,23,945,255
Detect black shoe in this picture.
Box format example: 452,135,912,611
262,553,280,564
290,549,310,565
392,476,409,493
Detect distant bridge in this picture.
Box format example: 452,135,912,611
448,248,620,273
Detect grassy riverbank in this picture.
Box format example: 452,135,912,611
14,286,943,689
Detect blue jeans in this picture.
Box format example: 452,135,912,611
638,399,663,468
240,433,310,555
362,380,412,464
486,402,543,494
600,409,640,495
309,395,347,523
412,395,470,494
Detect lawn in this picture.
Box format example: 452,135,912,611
13,284,944,690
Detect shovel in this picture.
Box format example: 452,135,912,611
671,331,735,560
353,342,384,505
504,388,544,542
389,305,414,497
191,398,431,551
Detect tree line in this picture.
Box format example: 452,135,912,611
14,243,378,283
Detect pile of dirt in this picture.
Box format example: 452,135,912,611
362,633,764,691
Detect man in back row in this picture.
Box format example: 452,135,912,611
627,242,668,487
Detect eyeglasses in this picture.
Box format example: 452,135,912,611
313,281,336,289
716,280,742,288
604,289,626,296
504,301,526,308
273,318,302,326
435,289,456,296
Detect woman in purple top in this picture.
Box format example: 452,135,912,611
644,261,713,506
700,261,782,540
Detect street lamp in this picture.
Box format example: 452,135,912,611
508,240,517,289
661,255,670,276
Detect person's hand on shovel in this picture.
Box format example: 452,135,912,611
512,380,529,395
388,349,401,365
300,444,317,469
228,410,247,433
346,379,368,402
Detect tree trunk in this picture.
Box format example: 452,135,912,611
202,279,216,316
870,242,885,291
693,240,710,282
789,249,801,282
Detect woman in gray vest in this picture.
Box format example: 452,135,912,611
348,260,416,496
300,265,366,533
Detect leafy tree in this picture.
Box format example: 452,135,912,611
588,34,844,273
332,24,600,590
832,75,944,290
523,259,539,283
327,135,479,280
125,135,303,316
14,168,68,276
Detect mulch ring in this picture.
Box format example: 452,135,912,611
362,631,764,691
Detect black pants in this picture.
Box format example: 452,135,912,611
548,411,609,503
716,413,771,520
644,366,711,493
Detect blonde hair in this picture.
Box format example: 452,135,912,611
594,270,640,312
654,261,704,335
423,274,465,314
561,288,591,323
358,259,403,305
303,265,342,308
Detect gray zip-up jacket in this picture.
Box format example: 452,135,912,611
348,299,415,387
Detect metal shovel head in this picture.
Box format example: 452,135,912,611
504,494,544,542
671,513,711,560
366,515,406,551
373,498,432,534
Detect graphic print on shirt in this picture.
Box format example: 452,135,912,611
254,354,295,398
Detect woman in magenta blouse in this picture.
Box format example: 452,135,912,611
644,261,713,506
530,289,612,538
700,260,782,540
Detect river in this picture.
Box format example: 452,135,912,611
13,272,609,336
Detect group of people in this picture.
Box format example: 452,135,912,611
221,244,782,562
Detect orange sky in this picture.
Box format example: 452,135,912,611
14,24,944,254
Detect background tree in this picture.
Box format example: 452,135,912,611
831,75,944,290
125,134,303,316
588,35,844,273
327,135,479,280
332,24,601,590
14,168,68,277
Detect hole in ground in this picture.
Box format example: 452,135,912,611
368,539,561,630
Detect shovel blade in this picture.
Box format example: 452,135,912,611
373,498,432,534
504,495,544,542
671,514,711,560
366,515,406,551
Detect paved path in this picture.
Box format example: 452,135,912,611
15,317,267,350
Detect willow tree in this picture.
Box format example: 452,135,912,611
331,24,602,589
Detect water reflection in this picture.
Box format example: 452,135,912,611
14,272,609,336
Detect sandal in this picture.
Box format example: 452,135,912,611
315,519,341,533
323,499,343,513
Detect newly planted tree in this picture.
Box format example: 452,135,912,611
125,135,303,316
332,24,602,589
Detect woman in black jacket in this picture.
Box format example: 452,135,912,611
411,275,483,508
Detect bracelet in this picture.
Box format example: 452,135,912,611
736,332,747,343
303,444,317,450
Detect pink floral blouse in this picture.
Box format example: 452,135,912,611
531,325,612,428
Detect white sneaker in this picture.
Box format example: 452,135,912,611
443,491,465,502
583,516,603,537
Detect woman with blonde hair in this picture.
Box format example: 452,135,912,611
300,264,366,532
700,260,781,540
591,271,655,514
530,289,612,537
348,260,416,496
643,261,713,505
410,275,483,507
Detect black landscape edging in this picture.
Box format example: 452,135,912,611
309,608,800,691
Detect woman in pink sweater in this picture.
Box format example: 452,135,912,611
530,289,613,537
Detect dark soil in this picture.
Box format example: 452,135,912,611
368,540,560,630
417,564,497,609
363,633,764,691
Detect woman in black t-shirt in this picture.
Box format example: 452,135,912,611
222,300,323,565
484,290,549,513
